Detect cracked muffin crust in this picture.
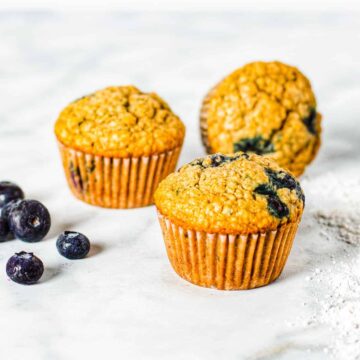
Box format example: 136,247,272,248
55,86,185,208
154,152,304,234
55,86,185,157
200,61,322,176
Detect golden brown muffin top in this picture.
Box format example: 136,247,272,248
154,152,304,234
200,61,321,176
55,86,185,157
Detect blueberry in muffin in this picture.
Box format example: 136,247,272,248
155,152,304,290
200,61,322,176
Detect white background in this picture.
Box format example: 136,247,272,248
0,2,359,360
0,0,359,11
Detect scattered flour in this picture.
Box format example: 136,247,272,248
315,211,360,245
289,211,360,359
309,255,360,359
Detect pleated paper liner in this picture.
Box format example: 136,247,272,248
58,142,182,209
157,211,299,290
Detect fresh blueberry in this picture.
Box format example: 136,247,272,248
6,251,44,285
1,199,21,222
56,231,90,259
0,200,19,242
9,200,51,242
0,181,24,210
0,217,13,242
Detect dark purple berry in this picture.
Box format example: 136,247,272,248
9,200,51,242
267,195,289,218
254,184,275,196
56,231,90,260
265,168,297,190
265,168,305,203
0,181,24,210
0,200,19,242
233,136,274,155
0,217,13,242
6,251,44,285
303,108,317,135
1,199,21,222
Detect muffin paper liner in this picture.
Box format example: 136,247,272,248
58,142,181,208
157,212,299,290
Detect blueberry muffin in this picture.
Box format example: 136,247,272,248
154,152,304,290
200,61,322,176
55,86,185,208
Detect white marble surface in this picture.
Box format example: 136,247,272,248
0,11,359,360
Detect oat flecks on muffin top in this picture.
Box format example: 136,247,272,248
154,153,304,234
55,86,185,157
200,61,322,176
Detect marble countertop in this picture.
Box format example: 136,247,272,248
0,11,359,360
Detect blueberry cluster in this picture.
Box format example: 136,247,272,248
0,181,50,243
254,183,289,219
0,181,24,208
1,181,91,285
253,168,304,219
265,168,305,203
233,136,274,155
